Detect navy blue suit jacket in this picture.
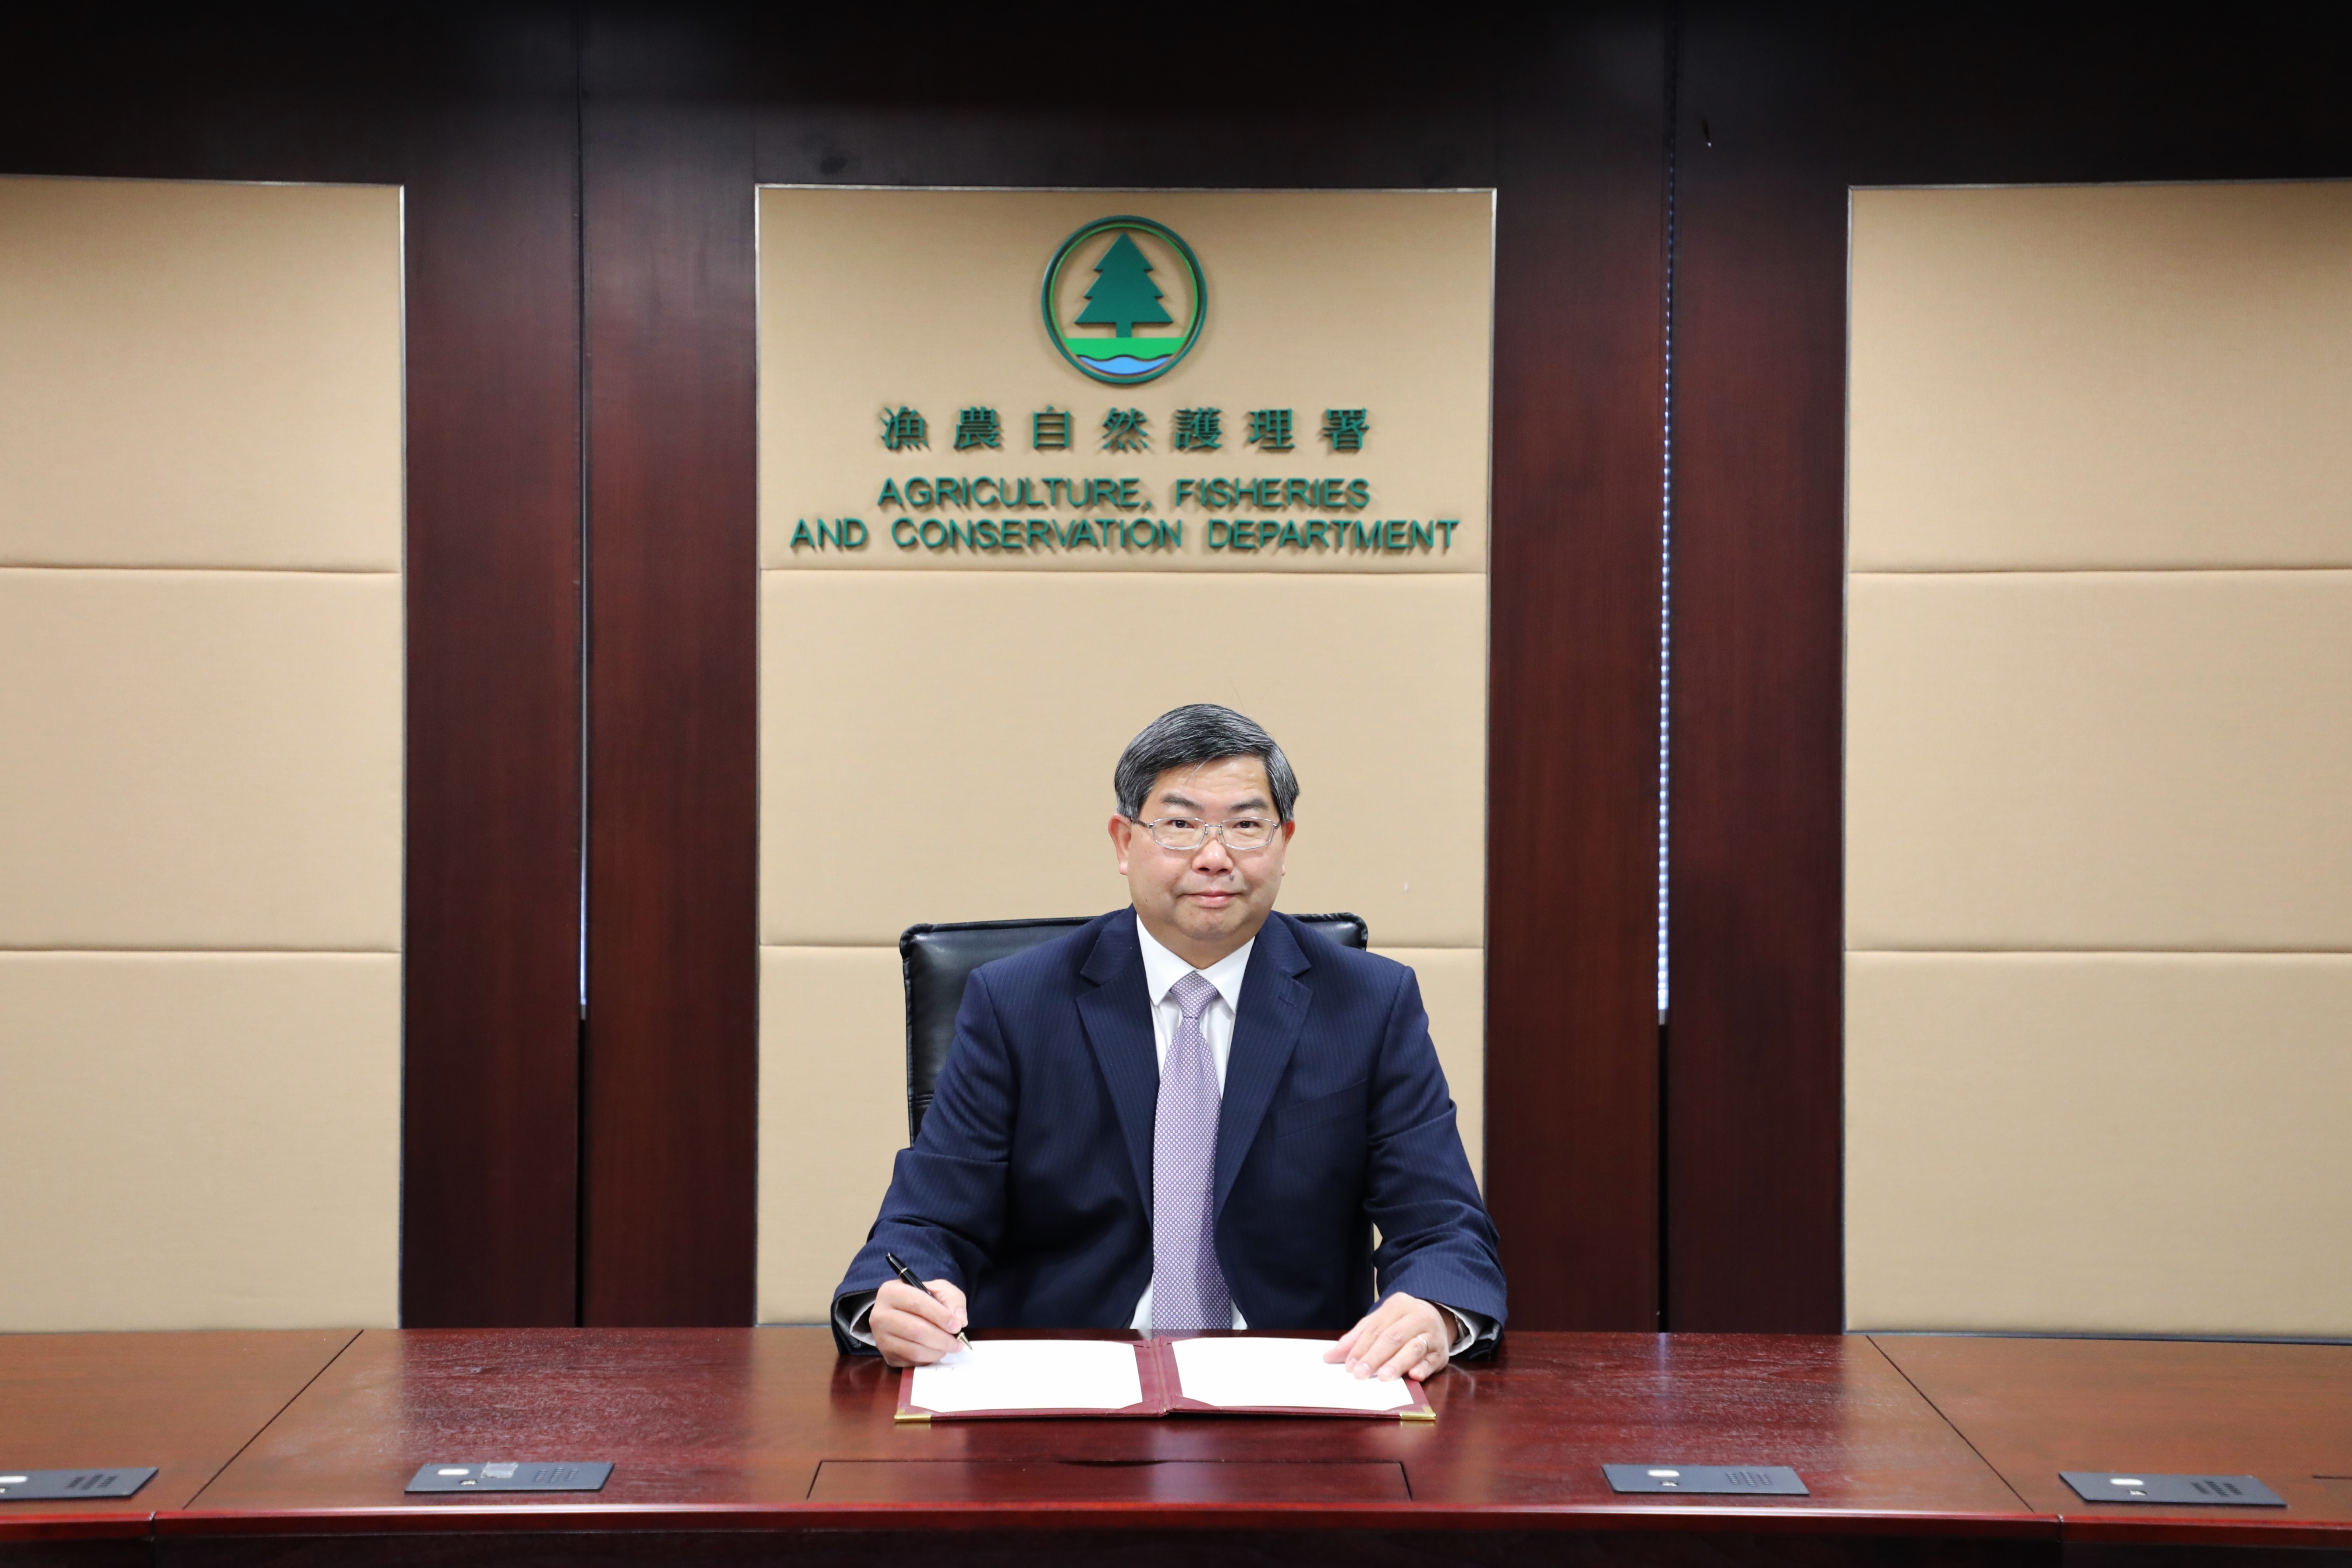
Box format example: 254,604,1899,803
833,908,1505,1353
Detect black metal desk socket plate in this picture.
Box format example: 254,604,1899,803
0,1468,158,1501
2060,1472,2285,1507
404,1461,614,1494
1604,1464,1809,1496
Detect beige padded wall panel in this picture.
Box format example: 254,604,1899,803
1847,952,2352,1336
0,953,400,1331
0,177,403,1333
759,570,1485,949
1848,181,2352,1336
758,943,1482,1323
1847,570,2352,952
0,178,403,570
759,188,1490,575
758,188,1491,1326
758,946,908,1324
0,570,402,950
1850,182,2352,572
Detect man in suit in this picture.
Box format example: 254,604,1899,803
833,704,1504,1381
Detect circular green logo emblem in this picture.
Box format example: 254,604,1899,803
1040,216,1206,385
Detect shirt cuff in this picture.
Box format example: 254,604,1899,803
834,1289,879,1347
1433,1302,1495,1358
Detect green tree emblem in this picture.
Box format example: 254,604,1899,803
1074,231,1173,339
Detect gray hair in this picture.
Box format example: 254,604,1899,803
1114,704,1300,822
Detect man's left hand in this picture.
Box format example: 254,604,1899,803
1325,1292,1452,1382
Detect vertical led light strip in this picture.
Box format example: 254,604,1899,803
1657,39,1678,1025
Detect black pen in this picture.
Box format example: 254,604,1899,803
884,1252,972,1352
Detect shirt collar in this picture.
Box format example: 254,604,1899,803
1133,911,1253,1014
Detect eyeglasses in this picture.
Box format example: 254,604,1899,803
1131,815,1280,852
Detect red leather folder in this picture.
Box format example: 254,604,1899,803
895,1334,1436,1423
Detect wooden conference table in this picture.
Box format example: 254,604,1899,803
3,1328,2349,1566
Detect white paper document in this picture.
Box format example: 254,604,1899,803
908,1338,1144,1413
1170,1336,1415,1413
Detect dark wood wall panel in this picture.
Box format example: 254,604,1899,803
0,4,588,1328
567,3,1668,1323
1664,9,1850,1333
1484,11,1669,1331
580,13,762,1325
1666,0,2352,1331
399,19,588,1328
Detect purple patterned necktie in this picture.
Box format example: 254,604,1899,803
1152,969,1232,1332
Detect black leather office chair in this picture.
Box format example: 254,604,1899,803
899,913,1369,1142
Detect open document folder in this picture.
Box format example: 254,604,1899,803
898,1335,1435,1422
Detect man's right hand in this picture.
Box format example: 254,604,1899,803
873,1277,968,1367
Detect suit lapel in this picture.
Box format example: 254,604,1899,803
1075,914,1160,1218
1214,915,1312,1218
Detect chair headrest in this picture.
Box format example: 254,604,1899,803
899,912,1369,1142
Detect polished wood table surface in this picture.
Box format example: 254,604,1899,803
168,1329,2033,1533
3,1328,2346,1565
153,1329,2045,1567
1878,1334,2352,1550
0,1329,353,1547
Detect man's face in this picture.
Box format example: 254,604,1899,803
1109,756,1296,966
